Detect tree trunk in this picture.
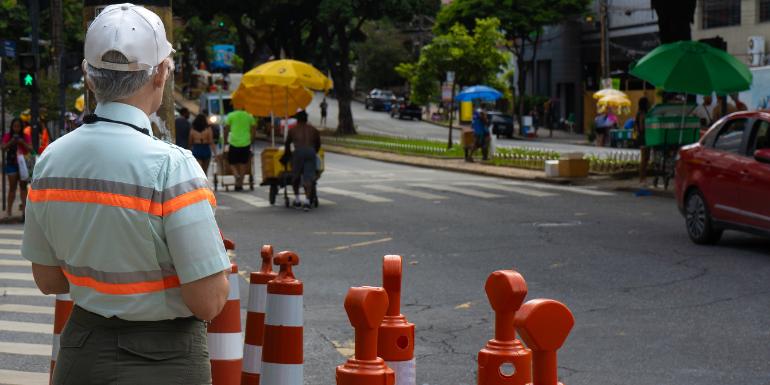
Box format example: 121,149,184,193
517,56,527,136
447,82,456,149
326,24,356,135
652,0,696,43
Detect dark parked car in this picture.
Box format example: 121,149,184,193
390,99,422,120
364,89,394,111
675,111,770,244
488,111,514,138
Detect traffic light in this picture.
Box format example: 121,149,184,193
19,72,35,88
218,21,225,28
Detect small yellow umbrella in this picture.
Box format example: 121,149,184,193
232,84,313,117
75,94,85,112
243,59,333,91
593,88,627,100
597,94,632,114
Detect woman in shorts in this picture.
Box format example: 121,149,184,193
189,114,215,175
1,118,32,218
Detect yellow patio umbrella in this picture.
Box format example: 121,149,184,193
597,94,632,114
74,94,85,112
242,59,333,91
232,84,313,117
592,88,627,100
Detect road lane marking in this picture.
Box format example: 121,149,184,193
220,193,271,208
329,237,393,251
0,239,22,246
0,369,48,385
453,182,556,197
0,287,46,297
0,259,29,267
0,272,34,281
408,184,502,199
318,198,337,206
317,187,392,203
503,181,614,196
0,341,51,356
0,248,21,256
0,320,51,334
313,232,380,236
363,184,447,200
0,304,54,315
0,229,24,235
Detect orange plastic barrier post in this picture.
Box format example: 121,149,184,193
514,300,574,385
336,286,395,385
208,263,244,385
49,293,74,384
477,270,532,385
242,245,278,385
261,251,303,385
377,255,415,385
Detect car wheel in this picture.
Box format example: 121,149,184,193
684,189,723,245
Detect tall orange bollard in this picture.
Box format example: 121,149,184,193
336,286,395,385
49,293,74,384
514,300,574,385
261,251,303,385
242,245,278,385
377,255,415,385
208,263,244,385
477,270,532,385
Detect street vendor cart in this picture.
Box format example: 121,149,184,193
260,147,324,207
645,104,700,189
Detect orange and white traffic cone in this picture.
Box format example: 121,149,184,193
261,251,303,385
208,263,243,385
514,299,574,385
242,245,278,385
377,255,415,385
336,286,395,385
477,270,532,385
49,293,74,384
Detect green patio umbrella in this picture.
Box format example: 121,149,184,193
629,40,752,95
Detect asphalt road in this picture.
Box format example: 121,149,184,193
310,94,638,158
1,147,769,385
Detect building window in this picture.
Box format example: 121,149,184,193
702,0,741,29
761,0,770,22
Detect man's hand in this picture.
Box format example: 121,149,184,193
31,264,69,295
180,270,230,321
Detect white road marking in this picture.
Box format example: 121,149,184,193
0,287,46,297
503,181,614,196
0,369,48,385
330,237,393,251
0,341,51,356
0,259,29,267
318,198,337,206
0,229,23,235
313,232,380,236
363,184,448,200
220,193,271,208
317,187,392,203
0,320,51,334
0,248,21,256
409,184,502,199
454,182,556,197
0,304,54,315
0,239,22,245
0,272,34,281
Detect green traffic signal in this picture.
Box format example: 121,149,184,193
218,21,225,28
24,74,33,86
19,72,35,88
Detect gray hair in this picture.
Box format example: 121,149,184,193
85,51,152,103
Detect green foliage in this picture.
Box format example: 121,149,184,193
353,21,411,91
397,17,507,104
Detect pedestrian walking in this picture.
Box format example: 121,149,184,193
320,97,328,128
635,97,651,184
190,113,215,175
224,108,257,191
175,107,191,148
284,110,321,211
21,5,230,385
2,118,32,218
468,108,490,162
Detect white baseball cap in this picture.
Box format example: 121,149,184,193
84,3,174,72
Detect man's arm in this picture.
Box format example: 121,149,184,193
31,264,69,295
180,270,229,321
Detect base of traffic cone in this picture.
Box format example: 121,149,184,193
336,357,394,385
212,359,243,385
477,339,532,384
241,372,259,385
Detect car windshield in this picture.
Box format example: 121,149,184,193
489,113,513,123
380,91,394,98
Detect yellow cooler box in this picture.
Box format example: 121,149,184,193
260,147,325,181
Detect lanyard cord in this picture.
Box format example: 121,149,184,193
83,114,151,137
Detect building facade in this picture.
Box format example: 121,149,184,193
692,0,770,67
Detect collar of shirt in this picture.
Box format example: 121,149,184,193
94,102,152,134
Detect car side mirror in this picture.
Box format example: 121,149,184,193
754,149,770,164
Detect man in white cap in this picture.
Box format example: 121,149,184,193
21,4,230,384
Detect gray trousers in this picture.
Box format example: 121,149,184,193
52,306,211,385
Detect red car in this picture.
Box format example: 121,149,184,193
675,111,770,244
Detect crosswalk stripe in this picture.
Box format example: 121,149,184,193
0,259,29,267
0,239,22,246
0,272,34,281
0,229,23,235
318,198,337,206
409,184,502,199
0,320,51,334
363,184,447,200
0,304,54,315
317,187,392,203
0,249,21,256
0,287,45,297
0,369,48,385
454,182,556,197
220,193,271,208
0,341,51,356
503,181,614,196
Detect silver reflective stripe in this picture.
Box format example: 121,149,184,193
32,177,157,201
60,261,177,284
161,178,210,202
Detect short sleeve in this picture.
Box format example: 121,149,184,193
161,150,230,284
224,113,232,126
249,114,256,125
22,207,59,266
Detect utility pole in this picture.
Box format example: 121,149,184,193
599,0,611,87
29,0,40,152
53,0,65,139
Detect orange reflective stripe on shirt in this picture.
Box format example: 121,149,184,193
61,269,181,295
156,187,217,216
